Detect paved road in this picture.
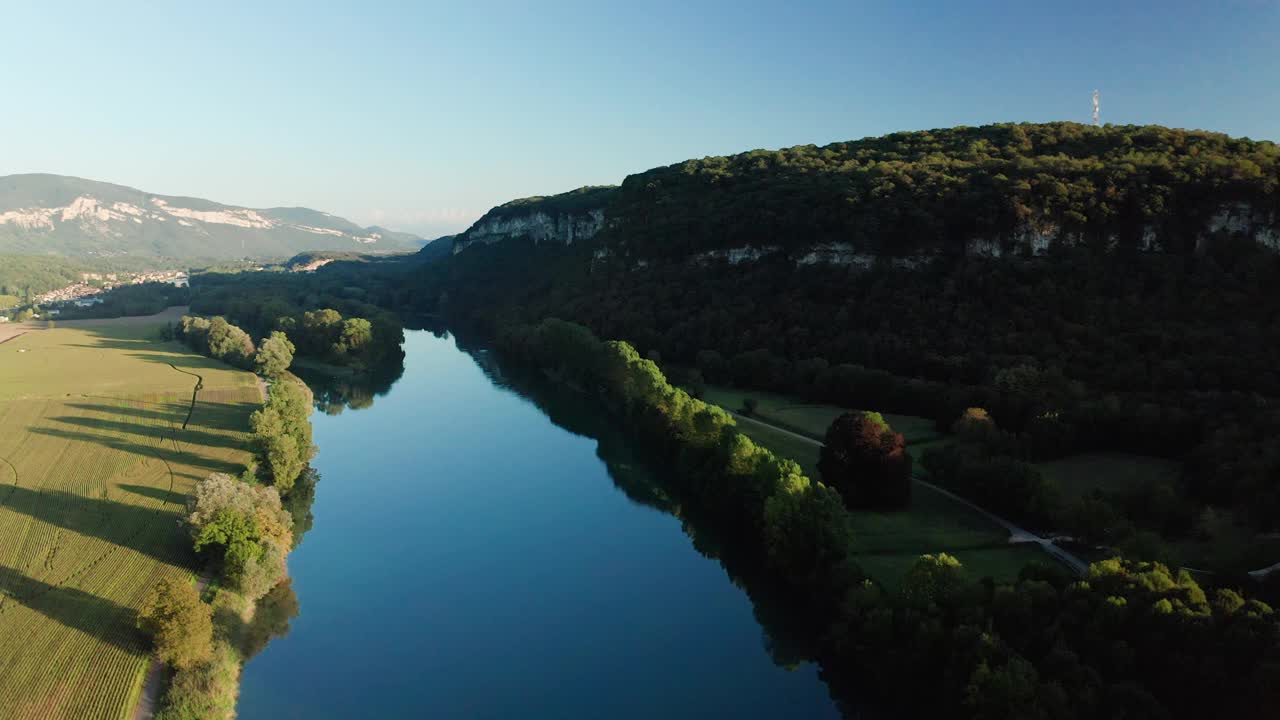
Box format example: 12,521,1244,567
729,411,1090,576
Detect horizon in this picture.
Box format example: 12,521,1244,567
1,0,1276,238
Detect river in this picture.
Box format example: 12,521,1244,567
236,329,842,719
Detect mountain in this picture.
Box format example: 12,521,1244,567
0,174,423,258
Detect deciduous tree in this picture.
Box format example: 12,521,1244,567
819,411,912,509
138,578,213,670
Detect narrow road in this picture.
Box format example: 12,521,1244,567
729,411,1090,576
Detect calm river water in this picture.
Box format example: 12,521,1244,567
237,330,841,719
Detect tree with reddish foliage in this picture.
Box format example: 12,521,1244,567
818,411,912,509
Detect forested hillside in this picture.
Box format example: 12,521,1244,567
600,122,1279,259
386,122,1280,576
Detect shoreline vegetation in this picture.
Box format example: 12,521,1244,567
129,314,317,719
494,318,1279,720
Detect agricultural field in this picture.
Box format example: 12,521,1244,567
0,312,260,720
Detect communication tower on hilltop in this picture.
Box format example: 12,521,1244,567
1092,90,1100,126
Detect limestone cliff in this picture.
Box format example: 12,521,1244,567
452,186,614,255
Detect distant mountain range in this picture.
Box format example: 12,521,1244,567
0,174,423,258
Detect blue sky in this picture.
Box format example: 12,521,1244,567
1,1,1275,237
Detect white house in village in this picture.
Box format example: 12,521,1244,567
74,297,104,308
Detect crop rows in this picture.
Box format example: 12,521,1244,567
0,380,260,719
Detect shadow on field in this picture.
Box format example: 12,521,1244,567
67,339,161,352
50,415,245,452
126,351,223,372
66,338,222,372
120,484,187,506
30,425,247,476
0,485,188,564
66,401,250,434
0,564,140,651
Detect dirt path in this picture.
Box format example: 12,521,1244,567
132,572,212,720
729,410,1090,575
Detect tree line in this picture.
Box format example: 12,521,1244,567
494,318,1279,720
138,330,315,717
187,268,406,371
404,229,1280,572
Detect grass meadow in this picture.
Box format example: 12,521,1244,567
701,384,942,444
0,318,259,720
1035,452,1181,500
706,388,1042,588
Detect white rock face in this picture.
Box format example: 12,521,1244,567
297,225,346,237
966,237,1004,258
454,208,606,254
150,198,274,229
0,193,396,247
795,243,877,268
692,245,779,264
1204,202,1280,251
961,206,1280,257
0,208,56,230
293,258,335,272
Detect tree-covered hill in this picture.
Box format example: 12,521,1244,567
443,124,1279,263
595,122,1279,259
386,122,1280,573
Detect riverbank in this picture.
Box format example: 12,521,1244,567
236,330,841,719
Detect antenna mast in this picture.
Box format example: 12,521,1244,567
1092,90,1100,126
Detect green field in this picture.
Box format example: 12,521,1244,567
701,384,942,443
859,545,1051,593
1036,452,1181,500
0,317,260,719
725,408,1036,588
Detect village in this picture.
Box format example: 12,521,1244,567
0,269,190,323
32,270,189,307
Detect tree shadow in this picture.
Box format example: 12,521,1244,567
49,415,245,452
120,484,187,506
65,401,250,434
125,351,224,371
0,484,189,564
66,339,159,352
0,564,141,652
29,426,246,477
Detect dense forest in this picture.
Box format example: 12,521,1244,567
495,318,1279,720
188,268,406,372
379,123,1280,577
601,122,1279,258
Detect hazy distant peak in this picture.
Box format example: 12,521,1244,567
0,174,424,258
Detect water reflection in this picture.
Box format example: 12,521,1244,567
244,330,847,720
462,342,861,715
293,360,405,415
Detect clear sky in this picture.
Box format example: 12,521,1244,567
1,0,1275,238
